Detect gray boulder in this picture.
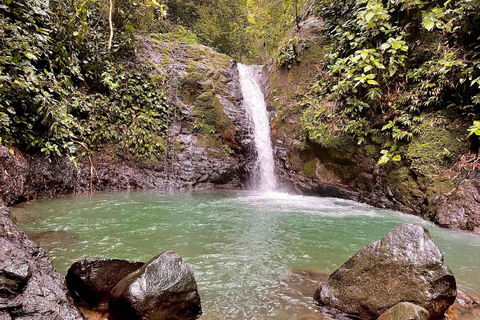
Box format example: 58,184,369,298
377,302,429,320
109,251,201,320
66,258,144,310
314,224,456,319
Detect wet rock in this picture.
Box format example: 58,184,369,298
445,289,480,320
109,251,201,320
432,174,480,234
0,312,11,320
455,289,479,308
377,302,429,320
314,224,456,320
0,261,31,295
66,258,144,310
0,204,84,319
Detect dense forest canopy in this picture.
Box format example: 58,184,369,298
0,0,479,164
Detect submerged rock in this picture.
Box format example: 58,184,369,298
109,251,201,320
0,204,84,319
377,302,429,320
66,258,144,310
314,223,456,319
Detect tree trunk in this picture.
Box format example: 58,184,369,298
107,0,113,50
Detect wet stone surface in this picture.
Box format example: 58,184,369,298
0,204,84,320
315,224,457,319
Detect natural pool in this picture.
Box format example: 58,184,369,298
12,190,480,319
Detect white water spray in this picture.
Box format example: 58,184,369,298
238,64,277,192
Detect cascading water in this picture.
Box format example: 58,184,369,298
238,64,277,192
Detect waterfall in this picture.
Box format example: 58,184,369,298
238,64,277,192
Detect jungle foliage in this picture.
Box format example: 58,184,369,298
0,0,170,162
165,0,305,61
0,0,306,162
300,0,480,158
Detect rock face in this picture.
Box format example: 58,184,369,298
264,8,480,235
109,251,201,320
314,224,456,319
0,204,84,319
66,258,144,310
377,302,429,320
0,38,252,207
431,173,480,234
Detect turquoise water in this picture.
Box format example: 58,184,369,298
12,191,480,319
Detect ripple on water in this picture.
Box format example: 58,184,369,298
11,190,480,319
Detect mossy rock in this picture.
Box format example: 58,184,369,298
404,113,469,176
364,144,378,158
313,132,358,160
303,159,318,178
425,174,454,204
385,166,424,205
197,135,223,149
192,91,236,150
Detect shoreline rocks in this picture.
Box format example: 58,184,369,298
314,224,457,319
0,203,85,320
65,252,202,320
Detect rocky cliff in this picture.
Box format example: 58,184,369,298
0,37,252,206
265,15,480,234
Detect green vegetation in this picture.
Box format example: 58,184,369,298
274,36,304,69
0,0,309,163
0,0,172,163
301,0,480,156
468,120,480,139
1,0,479,171
164,0,307,61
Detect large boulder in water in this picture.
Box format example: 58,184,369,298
314,224,456,319
65,258,144,310
109,251,202,320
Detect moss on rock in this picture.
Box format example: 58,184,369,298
302,159,318,178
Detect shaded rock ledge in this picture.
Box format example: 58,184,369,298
0,203,85,320
314,223,457,319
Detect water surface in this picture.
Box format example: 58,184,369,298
13,191,480,319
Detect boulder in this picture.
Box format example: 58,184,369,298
377,302,429,320
109,251,201,320
65,258,144,309
314,224,456,319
